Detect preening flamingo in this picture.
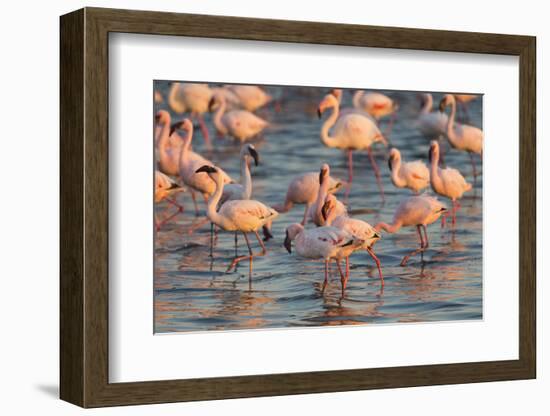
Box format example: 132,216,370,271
226,85,272,112
154,171,183,231
209,93,268,142
439,94,483,178
171,119,232,215
168,82,213,147
308,164,347,226
388,148,430,193
196,165,279,276
353,90,398,121
428,140,472,227
284,223,363,296
317,93,388,198
322,195,383,286
375,194,447,266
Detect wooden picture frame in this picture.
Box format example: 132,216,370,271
60,7,536,408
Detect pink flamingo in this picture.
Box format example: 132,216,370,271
308,164,347,226
387,148,430,194
154,171,183,231
375,194,448,266
317,93,388,199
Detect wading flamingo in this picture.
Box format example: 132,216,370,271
428,140,472,227
226,85,272,112
218,144,261,253
196,165,279,276
387,148,430,193
353,90,398,121
284,223,363,296
308,164,347,226
168,82,213,147
171,119,232,215
317,93,388,199
154,171,183,231
209,93,268,142
375,194,447,266
322,195,383,287
439,94,483,178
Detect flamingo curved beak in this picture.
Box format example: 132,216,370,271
248,146,260,166
195,165,217,174
438,99,447,113
208,97,216,112
388,154,394,171
284,231,292,253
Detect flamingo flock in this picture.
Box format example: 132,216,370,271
154,82,483,297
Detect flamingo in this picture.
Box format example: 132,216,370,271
416,93,448,140
322,195,383,286
353,90,398,120
218,144,261,253
154,171,183,231
209,93,268,142
328,88,375,120
168,82,213,146
454,94,478,121
439,94,483,178
375,194,447,266
195,165,279,276
226,85,272,112
317,93,388,198
272,171,343,225
387,148,430,193
171,119,232,215
284,223,363,296
428,140,472,227
308,164,347,226
154,90,163,104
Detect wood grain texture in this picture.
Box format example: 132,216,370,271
59,7,537,408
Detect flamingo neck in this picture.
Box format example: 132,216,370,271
240,158,253,199
390,157,406,188
178,128,193,170
168,83,185,113
352,91,362,108
375,221,402,234
206,173,228,228
158,117,172,158
445,98,458,145
213,99,228,135
421,94,433,114
320,104,340,148
314,176,330,225
429,151,443,191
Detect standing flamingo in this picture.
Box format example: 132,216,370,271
322,195,383,286
387,148,430,193
439,94,483,178
226,85,272,112
375,195,447,266
218,144,261,253
209,93,268,142
195,165,278,276
416,93,448,140
428,140,472,227
317,93,388,198
284,223,363,296
308,164,347,226
454,94,478,121
168,82,213,147
353,90,398,120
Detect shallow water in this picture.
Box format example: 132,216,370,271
154,82,482,333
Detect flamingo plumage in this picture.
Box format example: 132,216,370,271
226,85,272,112
308,164,347,226
375,194,447,266
388,148,430,193
416,93,449,140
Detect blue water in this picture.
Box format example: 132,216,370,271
154,82,482,333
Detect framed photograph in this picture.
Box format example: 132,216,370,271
60,7,536,408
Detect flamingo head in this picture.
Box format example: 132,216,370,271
155,110,170,124
319,163,330,184
284,224,304,253
438,94,454,112
208,92,225,112
317,94,338,118
169,118,193,137
329,88,343,102
195,165,218,178
244,144,260,167
388,147,400,171
428,140,440,163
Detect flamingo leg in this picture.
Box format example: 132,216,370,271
366,247,384,286
156,208,182,231
225,231,266,273
367,147,385,201
301,203,311,226
400,225,425,266
209,222,214,258
336,260,347,297
166,196,185,213
347,149,354,185
469,152,478,180
383,111,397,140
196,113,211,148
322,260,329,293
234,232,238,257
190,190,200,216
